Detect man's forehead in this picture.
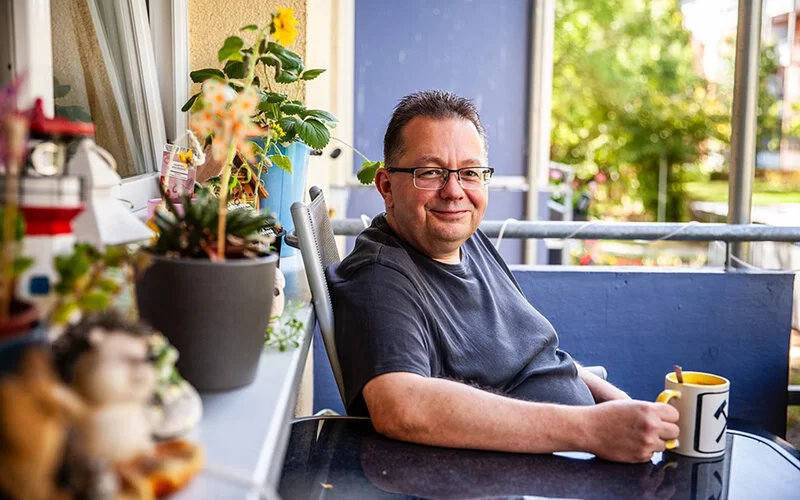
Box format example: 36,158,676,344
398,117,487,160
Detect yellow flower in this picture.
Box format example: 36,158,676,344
272,7,298,46
270,122,285,139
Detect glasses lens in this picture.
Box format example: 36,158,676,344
459,168,492,189
411,167,493,190
413,167,447,190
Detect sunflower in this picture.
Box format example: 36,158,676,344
271,7,298,46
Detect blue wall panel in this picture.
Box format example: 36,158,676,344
350,0,532,265
353,0,531,177
512,267,795,437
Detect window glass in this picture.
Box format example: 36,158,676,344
50,0,163,178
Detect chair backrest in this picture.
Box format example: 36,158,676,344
290,187,345,403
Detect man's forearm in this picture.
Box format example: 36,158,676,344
365,373,590,454
577,365,630,403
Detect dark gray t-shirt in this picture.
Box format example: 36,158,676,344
328,214,594,416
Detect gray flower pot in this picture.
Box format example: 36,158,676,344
136,253,277,392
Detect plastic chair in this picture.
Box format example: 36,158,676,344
289,187,346,403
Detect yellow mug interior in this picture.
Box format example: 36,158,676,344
666,371,729,387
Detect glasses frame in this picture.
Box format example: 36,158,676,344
386,166,495,190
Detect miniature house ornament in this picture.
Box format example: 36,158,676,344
14,100,90,301
70,139,154,247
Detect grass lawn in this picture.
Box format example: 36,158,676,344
685,180,800,205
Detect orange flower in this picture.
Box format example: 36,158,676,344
190,80,262,164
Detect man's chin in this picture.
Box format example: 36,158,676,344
429,223,473,244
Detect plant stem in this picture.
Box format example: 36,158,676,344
1,116,26,321
329,136,372,163
216,29,266,259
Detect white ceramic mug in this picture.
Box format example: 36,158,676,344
656,371,730,458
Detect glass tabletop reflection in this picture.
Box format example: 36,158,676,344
279,417,800,500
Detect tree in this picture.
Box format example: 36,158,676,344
551,0,728,221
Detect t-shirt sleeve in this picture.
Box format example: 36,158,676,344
329,263,432,414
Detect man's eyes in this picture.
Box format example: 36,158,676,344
416,168,443,177
461,169,481,178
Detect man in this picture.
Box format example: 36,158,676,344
328,90,678,463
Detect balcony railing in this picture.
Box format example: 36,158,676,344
331,219,800,406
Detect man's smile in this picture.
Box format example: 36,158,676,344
428,208,470,219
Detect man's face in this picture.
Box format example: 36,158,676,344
376,117,488,263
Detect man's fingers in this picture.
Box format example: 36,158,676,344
653,402,680,422
657,422,680,442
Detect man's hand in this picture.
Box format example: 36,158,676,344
581,400,680,463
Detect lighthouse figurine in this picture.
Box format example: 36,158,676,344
15,100,91,302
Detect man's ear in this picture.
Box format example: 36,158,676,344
375,168,394,209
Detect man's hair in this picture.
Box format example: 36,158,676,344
383,90,488,168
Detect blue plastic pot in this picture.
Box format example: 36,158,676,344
259,142,310,256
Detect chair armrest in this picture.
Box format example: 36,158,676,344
285,229,299,249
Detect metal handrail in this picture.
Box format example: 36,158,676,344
331,219,800,242
329,218,800,406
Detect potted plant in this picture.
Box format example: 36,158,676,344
184,7,382,241
136,187,279,392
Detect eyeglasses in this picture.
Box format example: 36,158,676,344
386,166,494,190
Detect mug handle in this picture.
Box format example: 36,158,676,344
656,389,681,450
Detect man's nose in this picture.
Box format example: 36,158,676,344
439,170,465,197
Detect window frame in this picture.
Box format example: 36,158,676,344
8,0,182,217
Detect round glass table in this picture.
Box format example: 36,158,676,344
279,417,799,499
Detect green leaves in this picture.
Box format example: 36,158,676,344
266,42,302,70
270,154,291,173
277,116,299,141
218,36,244,62
149,188,279,258
357,161,384,185
280,100,305,115
223,60,247,79
240,24,258,31
78,292,110,312
274,70,299,84
550,0,739,221
49,243,140,326
181,93,200,112
300,69,325,80
296,118,330,150
303,109,337,128
190,68,224,83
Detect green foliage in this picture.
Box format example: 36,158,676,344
148,188,279,259
549,0,800,221
551,0,730,221
265,300,304,351
0,207,34,281
49,243,147,326
357,161,384,185
183,17,337,179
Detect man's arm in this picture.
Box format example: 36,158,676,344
577,364,631,403
363,372,679,464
